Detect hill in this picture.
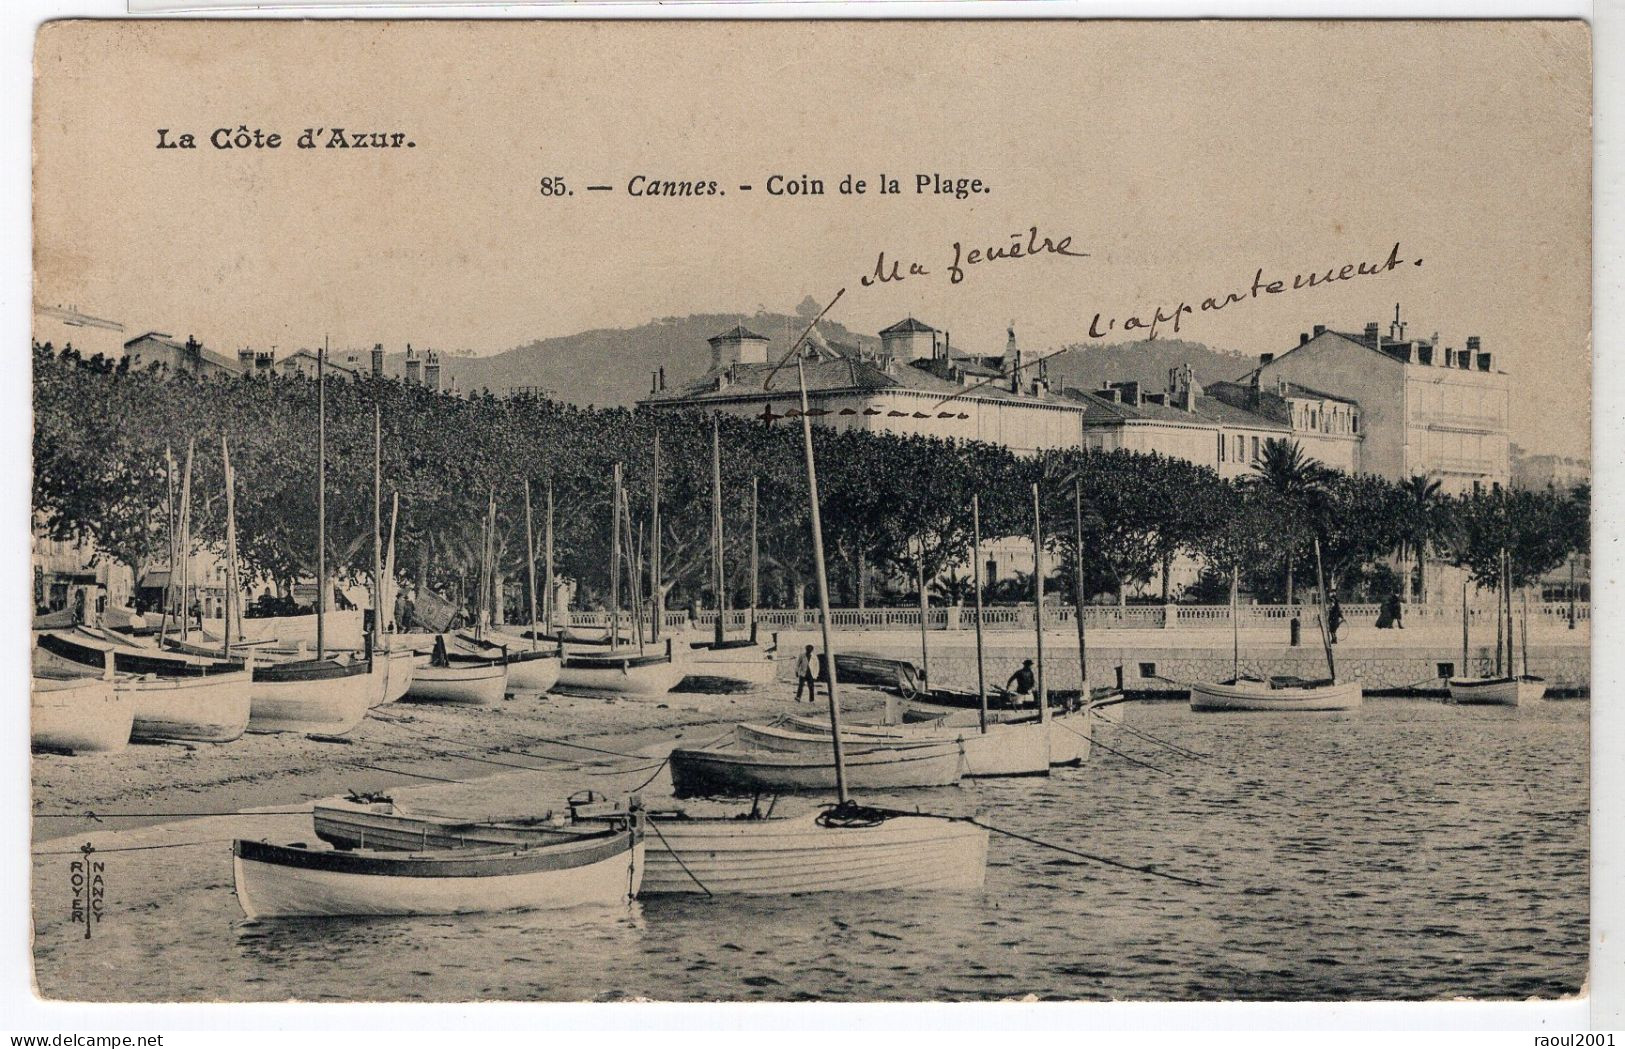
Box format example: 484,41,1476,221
379,313,1253,408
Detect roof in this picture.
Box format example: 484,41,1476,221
707,325,769,344
1063,387,1288,431
1276,381,1358,405
880,316,937,335
123,331,241,372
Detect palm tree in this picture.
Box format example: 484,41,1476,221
1394,475,1445,603
1250,438,1331,605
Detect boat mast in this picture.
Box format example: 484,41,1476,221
1230,564,1240,682
544,479,555,634
1504,548,1515,678
1520,583,1531,679
160,446,175,645
177,439,194,641
622,484,646,655
640,428,653,646
524,480,538,651
221,436,239,660
749,475,759,642
316,340,327,661
1032,483,1048,724
916,535,930,690
1072,478,1089,698
711,412,726,647
1461,577,1470,676
372,402,382,656
609,462,622,656
1494,548,1505,677
384,491,399,636
972,494,988,735
796,359,848,804
1313,538,1335,681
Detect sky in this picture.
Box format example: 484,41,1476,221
32,20,1592,456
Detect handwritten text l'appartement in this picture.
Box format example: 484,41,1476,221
1090,242,1422,340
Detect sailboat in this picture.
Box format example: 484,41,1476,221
1448,548,1547,705
246,343,376,735
1189,538,1362,712
450,489,559,693
898,486,1092,765
685,420,778,688
554,462,683,696
314,348,987,895
407,499,511,705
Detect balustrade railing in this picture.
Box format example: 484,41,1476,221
555,601,1587,632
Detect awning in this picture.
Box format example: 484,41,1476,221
138,571,171,589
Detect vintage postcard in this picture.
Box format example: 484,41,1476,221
28,19,1591,1006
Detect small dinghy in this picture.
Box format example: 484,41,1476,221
834,652,919,689
249,655,377,734
668,734,964,797
36,628,241,678
311,796,987,895
1188,676,1363,712
1446,551,1547,707
900,698,1093,766
31,675,134,754
232,823,644,919
404,636,509,706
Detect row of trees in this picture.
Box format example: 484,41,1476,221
32,343,1590,618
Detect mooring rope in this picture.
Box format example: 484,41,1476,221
644,816,712,896
1054,719,1177,777
34,808,313,821
33,838,234,856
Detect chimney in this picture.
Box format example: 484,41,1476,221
1298,332,1309,345
255,350,275,375
404,344,420,384
1313,324,1326,337
1109,380,1141,407
371,343,384,377
1416,341,1434,366
1445,347,1455,368
1363,322,1379,345
651,370,659,395
238,348,255,373
424,350,441,392
1260,352,1275,365
1477,351,1492,372
658,366,666,391
184,335,202,364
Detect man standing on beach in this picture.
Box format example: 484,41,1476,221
794,645,819,702
1004,659,1037,706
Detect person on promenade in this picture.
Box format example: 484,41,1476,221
1327,597,1345,644
1385,592,1405,630
794,645,819,702
1004,659,1037,706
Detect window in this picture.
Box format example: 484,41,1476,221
985,559,998,585
1251,436,1260,461
1352,413,1359,433
1217,432,1225,462
1234,435,1244,460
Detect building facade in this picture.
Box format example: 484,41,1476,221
1239,311,1510,493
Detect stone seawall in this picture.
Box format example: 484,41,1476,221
758,632,1590,696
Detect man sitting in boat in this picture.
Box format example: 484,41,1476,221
1003,659,1037,706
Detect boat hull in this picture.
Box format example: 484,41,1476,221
248,658,376,734
31,677,134,754
555,653,683,697
682,641,779,687
379,648,417,705
310,802,987,895
404,659,509,705
901,702,1092,766
500,652,560,693
768,718,1051,777
668,740,963,796
1447,676,1547,706
122,670,254,743
232,834,643,919
1189,678,1363,712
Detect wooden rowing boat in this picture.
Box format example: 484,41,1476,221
900,697,1093,765
249,655,376,734
683,635,779,687
668,736,964,797
780,714,1050,777
36,628,241,678
1188,676,1363,712
555,645,684,697
121,668,254,743
310,797,986,895
379,646,417,705
232,826,644,919
31,675,134,754
405,653,509,706
1446,675,1546,706
456,633,560,693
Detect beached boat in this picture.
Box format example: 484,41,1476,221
455,633,559,693
834,652,919,690
763,716,1050,777
31,675,134,754
668,735,964,797
232,826,644,919
121,668,255,743
36,628,241,678
379,646,417,705
311,798,985,895
249,656,376,734
405,643,509,706
556,644,684,697
1446,550,1547,707
685,635,779,687
900,698,1093,765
